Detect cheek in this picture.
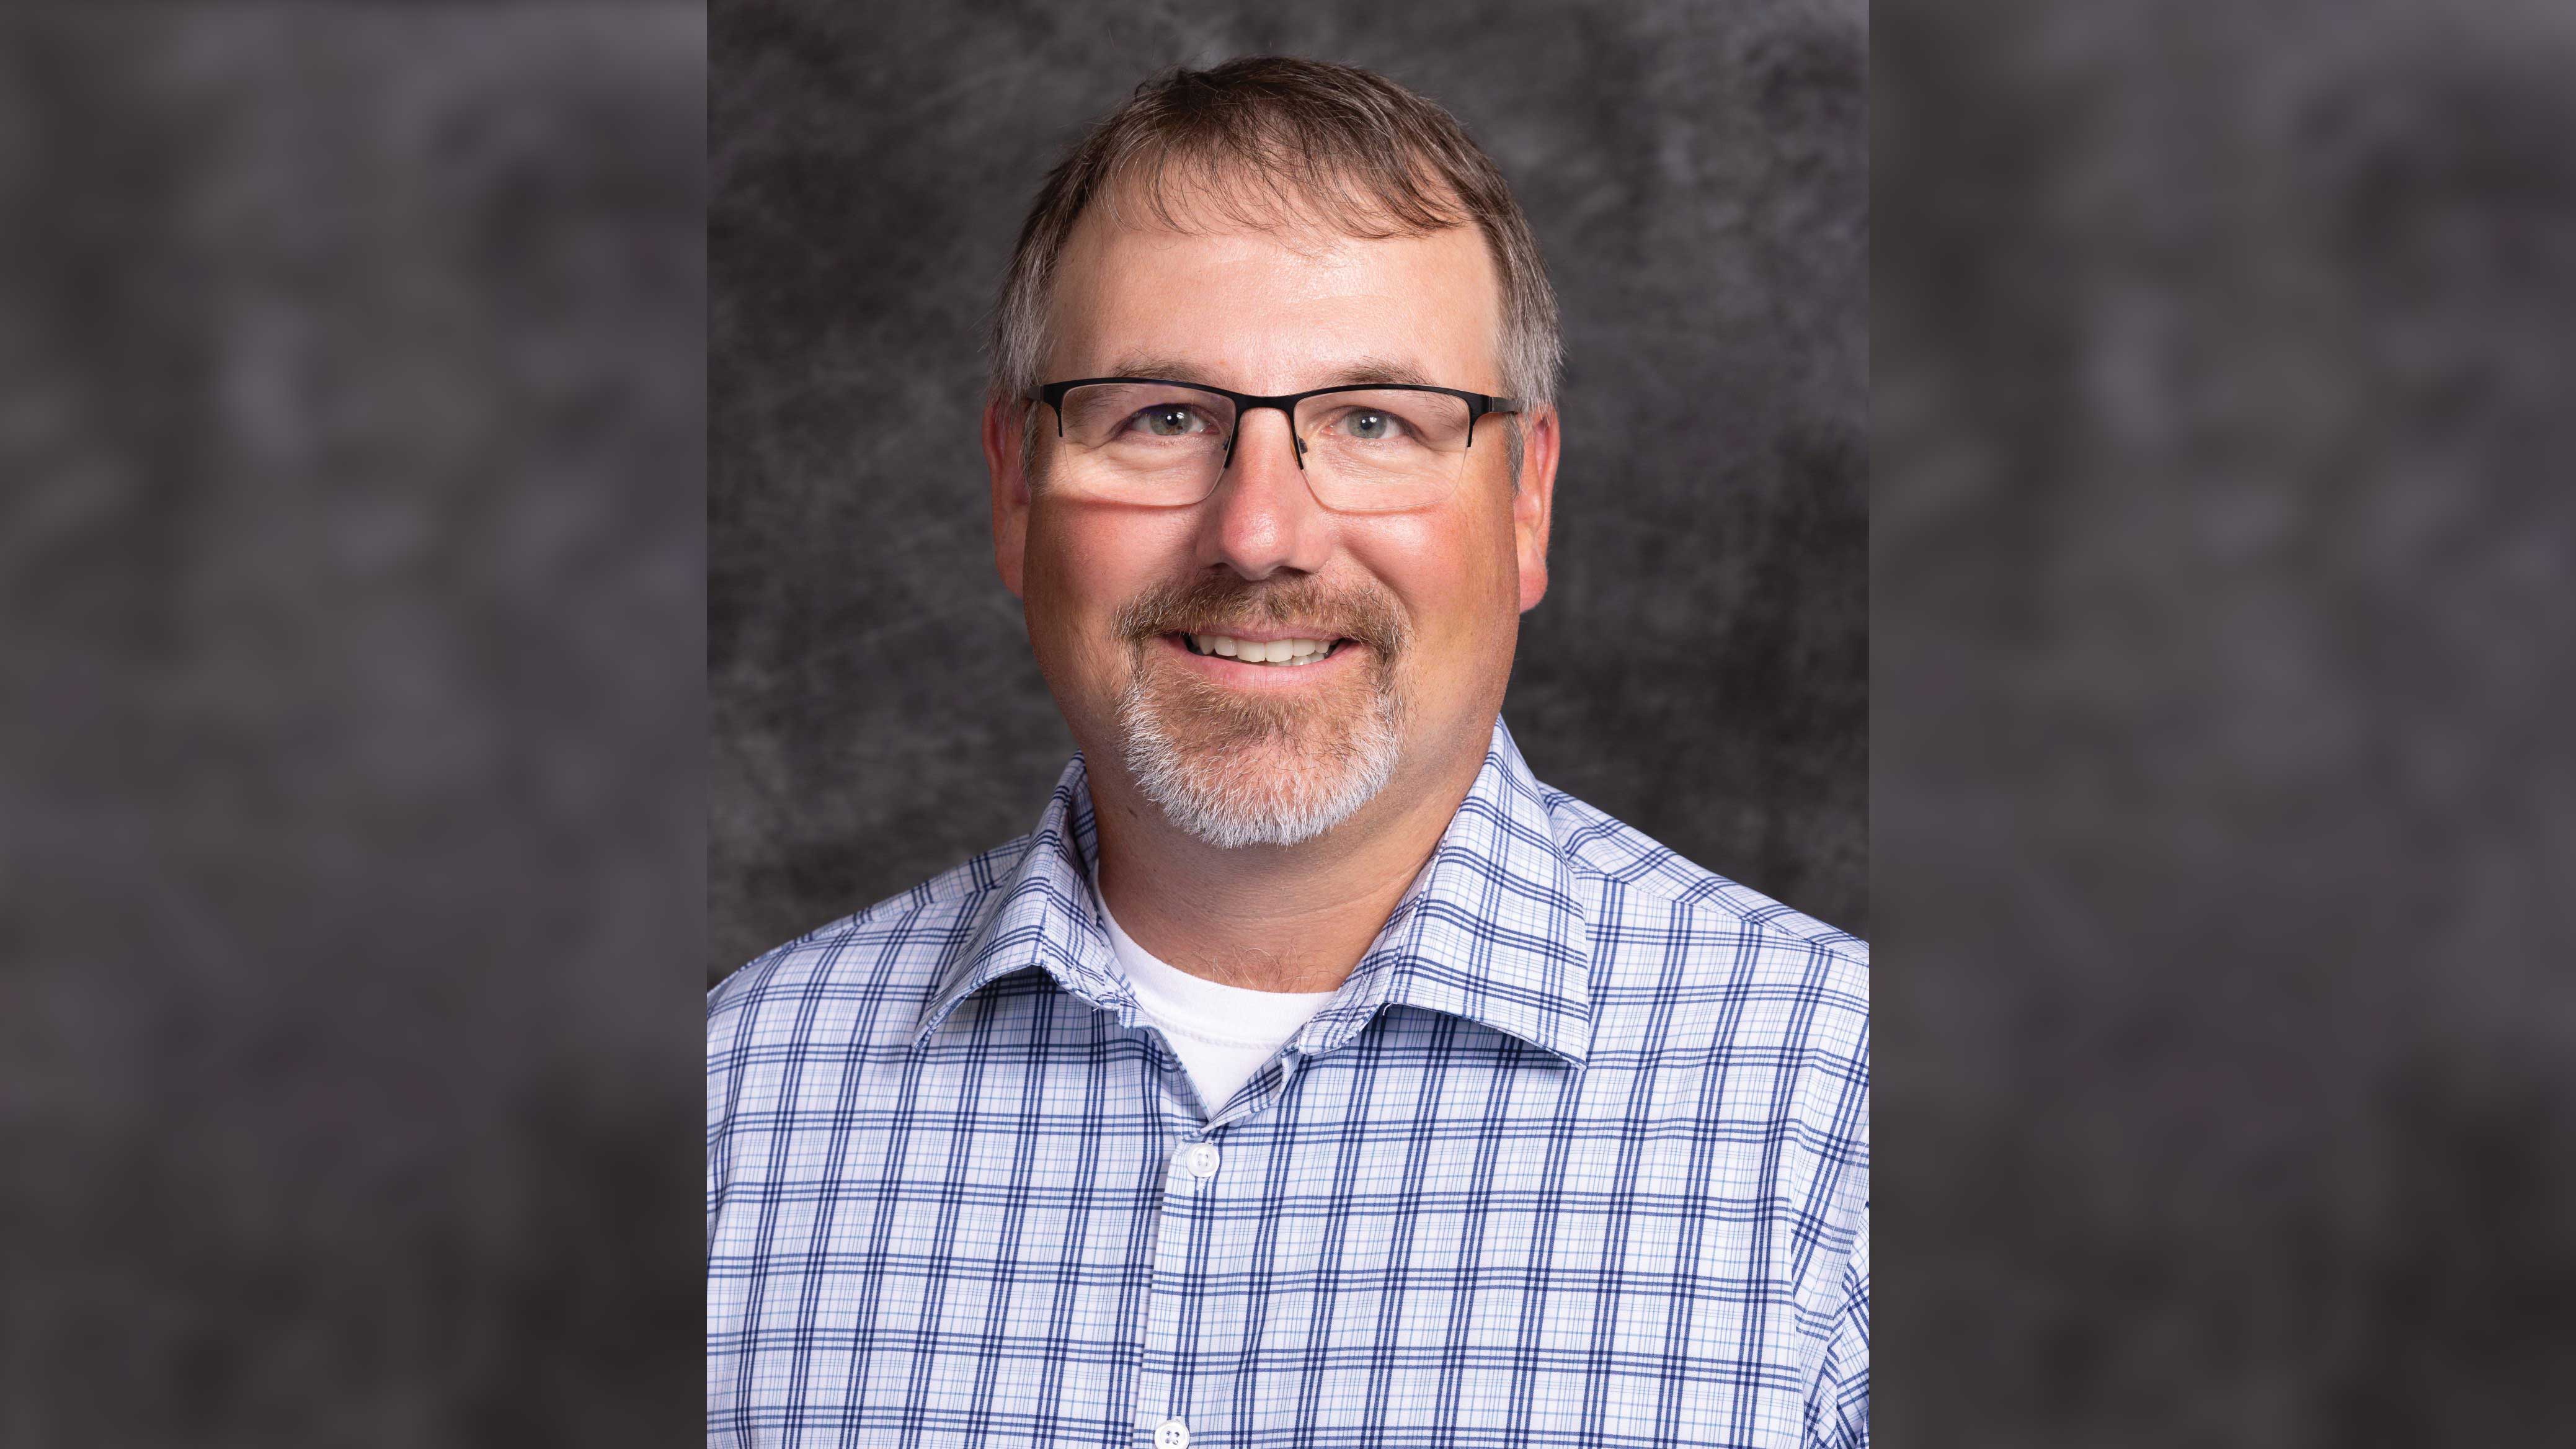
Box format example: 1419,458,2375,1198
1350,502,1522,656
1024,504,1187,662
1020,510,1109,690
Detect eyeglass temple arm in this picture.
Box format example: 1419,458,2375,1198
1020,385,1065,438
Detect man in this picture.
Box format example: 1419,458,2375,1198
710,57,1867,1448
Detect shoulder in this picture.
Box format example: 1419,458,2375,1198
1532,783,1868,1221
1537,782,1869,1065
1541,782,1868,968
707,832,1032,1045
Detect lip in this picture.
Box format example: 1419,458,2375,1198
1152,631,1364,684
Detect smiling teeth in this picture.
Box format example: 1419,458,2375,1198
1186,633,1336,666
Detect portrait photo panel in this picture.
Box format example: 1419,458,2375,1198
710,0,1867,983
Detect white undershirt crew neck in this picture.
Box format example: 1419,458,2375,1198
1091,881,1339,1114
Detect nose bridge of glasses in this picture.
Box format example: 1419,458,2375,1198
1224,398,1307,471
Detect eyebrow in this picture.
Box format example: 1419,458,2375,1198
1100,355,1226,388
1097,354,1442,395
1318,356,1439,390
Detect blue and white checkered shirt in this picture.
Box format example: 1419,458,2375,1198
709,720,1869,1447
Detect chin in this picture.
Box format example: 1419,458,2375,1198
1112,663,1409,850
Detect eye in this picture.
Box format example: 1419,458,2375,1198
1132,404,1214,438
1341,409,1404,441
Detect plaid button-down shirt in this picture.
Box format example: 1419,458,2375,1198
709,721,1869,1447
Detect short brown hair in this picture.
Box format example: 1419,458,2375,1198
990,57,1561,424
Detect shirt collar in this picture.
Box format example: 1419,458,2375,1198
914,719,1593,1068
911,762,1129,1045
1301,720,1594,1066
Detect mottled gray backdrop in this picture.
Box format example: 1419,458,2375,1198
711,0,1869,981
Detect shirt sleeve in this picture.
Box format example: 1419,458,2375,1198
1805,1203,1870,1448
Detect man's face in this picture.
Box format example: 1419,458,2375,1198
986,187,1557,850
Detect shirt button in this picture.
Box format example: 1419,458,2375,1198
1154,1419,1191,1449
1182,1143,1220,1180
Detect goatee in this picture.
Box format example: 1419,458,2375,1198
1108,574,1411,849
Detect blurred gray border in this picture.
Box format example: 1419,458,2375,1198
1,7,706,1443
1876,0,2576,1438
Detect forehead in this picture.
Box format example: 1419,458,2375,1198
1047,181,1504,393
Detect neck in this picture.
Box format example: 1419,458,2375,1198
1088,732,1490,994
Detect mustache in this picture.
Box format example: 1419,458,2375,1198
1113,574,1410,660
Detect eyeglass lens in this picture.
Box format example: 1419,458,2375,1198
1048,383,1477,512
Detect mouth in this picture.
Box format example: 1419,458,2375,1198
1165,631,1351,668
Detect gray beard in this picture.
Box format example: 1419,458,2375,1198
1113,663,1407,849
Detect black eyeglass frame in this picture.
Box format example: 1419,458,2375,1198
1026,377,1522,468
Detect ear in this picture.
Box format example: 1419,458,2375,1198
984,396,1031,599
1511,406,1560,613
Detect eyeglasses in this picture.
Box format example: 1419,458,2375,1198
1026,377,1521,513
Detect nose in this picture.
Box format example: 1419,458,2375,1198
1200,406,1333,581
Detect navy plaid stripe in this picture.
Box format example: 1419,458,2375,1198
711,721,1868,1447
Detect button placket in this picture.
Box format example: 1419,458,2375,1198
1140,1133,1212,1445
